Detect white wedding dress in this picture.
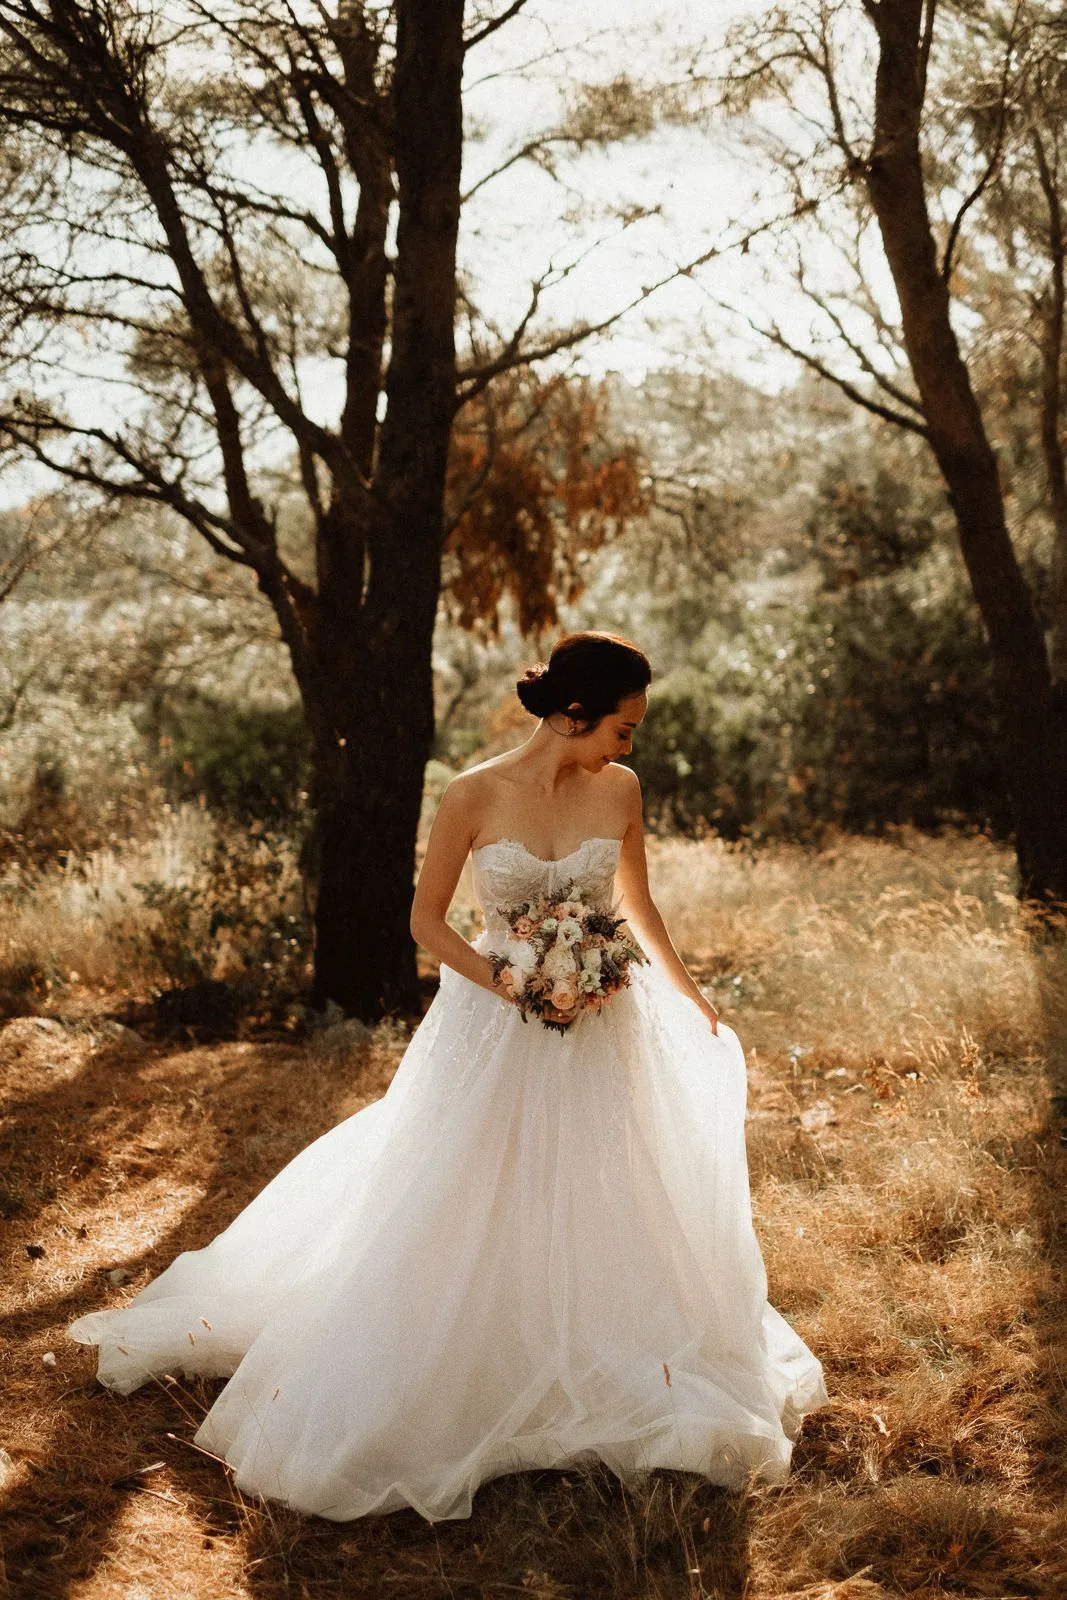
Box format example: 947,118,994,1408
69,836,826,1521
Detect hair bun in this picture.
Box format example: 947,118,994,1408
516,661,555,717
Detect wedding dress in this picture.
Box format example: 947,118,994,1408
69,835,826,1521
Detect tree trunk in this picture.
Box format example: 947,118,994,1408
306,0,466,1017
306,555,438,1017
864,0,1067,906
1032,131,1067,690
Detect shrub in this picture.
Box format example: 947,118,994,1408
631,561,1007,840
121,827,311,1005
157,695,310,821
627,670,745,836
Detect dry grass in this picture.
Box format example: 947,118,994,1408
1,830,1065,1599
0,806,307,1013
0,806,218,988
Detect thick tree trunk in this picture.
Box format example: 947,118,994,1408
1032,132,1067,690
865,0,1067,906
306,552,439,1017
304,0,466,1018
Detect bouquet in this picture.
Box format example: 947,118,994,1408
486,879,648,1033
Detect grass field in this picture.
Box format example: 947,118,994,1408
1,828,1065,1599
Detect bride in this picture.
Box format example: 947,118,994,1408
69,629,827,1522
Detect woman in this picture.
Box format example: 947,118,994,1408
69,630,826,1521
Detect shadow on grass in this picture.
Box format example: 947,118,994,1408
0,1019,386,1599
1,1010,755,1600
233,1466,751,1600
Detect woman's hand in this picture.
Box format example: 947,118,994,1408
491,961,521,1006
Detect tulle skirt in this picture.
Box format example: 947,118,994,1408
69,945,826,1521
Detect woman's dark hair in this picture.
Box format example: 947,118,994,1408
516,631,652,728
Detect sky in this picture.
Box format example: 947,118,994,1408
457,0,811,388
1,0,886,507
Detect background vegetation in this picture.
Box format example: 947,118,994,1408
0,368,1019,1028
1,2,1066,1595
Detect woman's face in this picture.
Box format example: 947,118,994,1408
573,690,648,771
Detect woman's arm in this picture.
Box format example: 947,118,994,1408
613,768,719,1034
409,776,515,1002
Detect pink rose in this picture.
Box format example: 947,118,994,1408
513,915,535,938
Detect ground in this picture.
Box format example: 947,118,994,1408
1,832,1065,1599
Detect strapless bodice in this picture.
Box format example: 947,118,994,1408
472,836,623,941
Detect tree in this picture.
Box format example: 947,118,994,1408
0,0,732,1017
719,0,1067,909
0,0,469,1016
443,370,647,638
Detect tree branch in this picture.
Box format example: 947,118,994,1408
0,410,262,567
917,0,937,100
464,1,530,50
724,305,930,436
795,260,924,414
456,212,798,408
940,2,1019,283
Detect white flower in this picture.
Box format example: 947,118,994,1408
504,938,538,974
543,940,578,980
541,916,558,933
558,916,583,945
506,963,528,996
580,947,603,973
578,968,600,992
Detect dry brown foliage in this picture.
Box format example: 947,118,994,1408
1,831,1065,1599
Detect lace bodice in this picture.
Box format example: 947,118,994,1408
472,836,623,942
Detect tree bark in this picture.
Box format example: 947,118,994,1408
307,0,465,1016
1032,130,1067,690
863,0,1067,905
305,564,437,1017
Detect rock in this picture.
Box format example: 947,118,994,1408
308,1018,374,1063
799,1101,838,1134
91,1021,146,1053
106,1267,131,1286
41,1351,56,1367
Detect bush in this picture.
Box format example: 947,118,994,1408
121,826,311,1006
157,695,310,821
631,559,1007,841
773,574,1007,834
805,459,938,587
628,670,747,836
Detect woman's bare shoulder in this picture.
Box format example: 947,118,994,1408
610,762,641,797
450,750,524,799
435,753,530,852
437,755,514,821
